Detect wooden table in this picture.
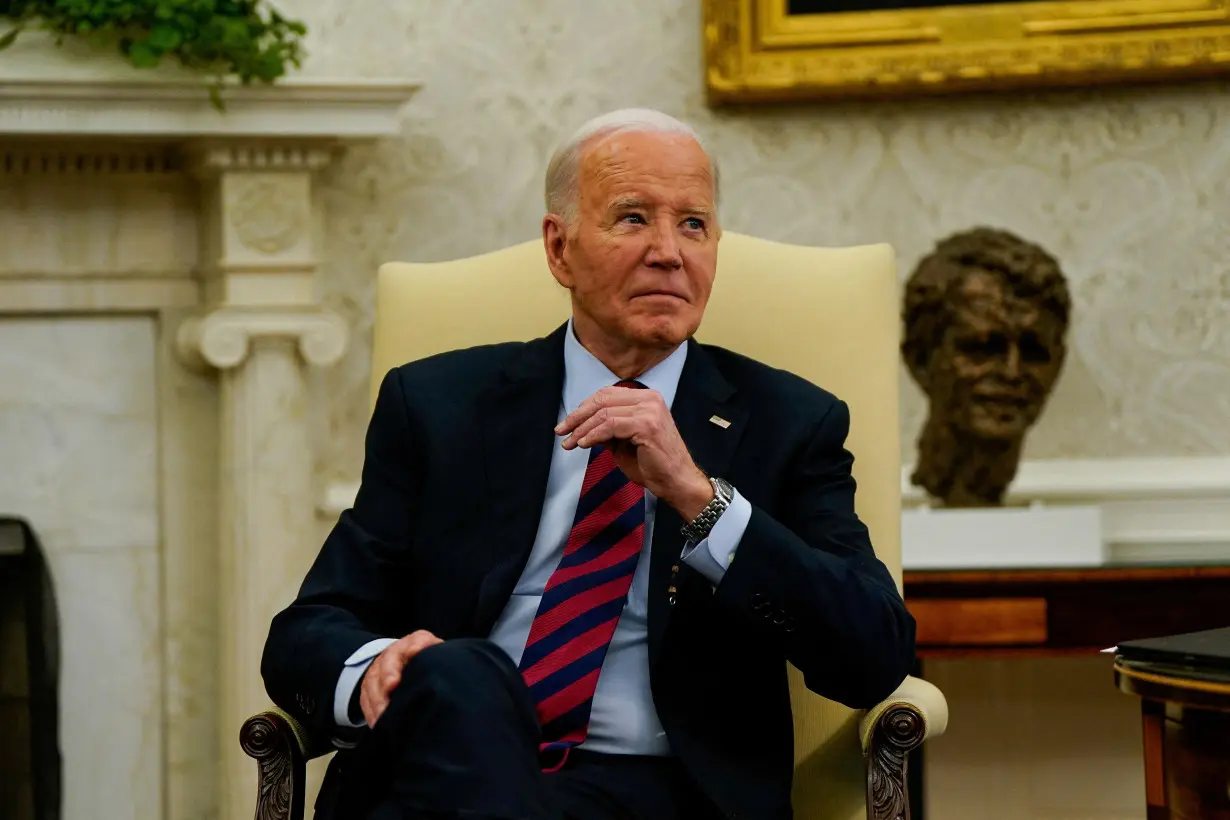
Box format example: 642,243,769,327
904,565,1230,658
900,564,1230,819
1115,660,1230,820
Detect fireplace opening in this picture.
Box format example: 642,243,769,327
0,518,61,820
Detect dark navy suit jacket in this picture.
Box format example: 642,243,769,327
262,322,916,819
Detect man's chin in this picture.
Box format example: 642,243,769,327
624,318,695,349
963,417,1032,441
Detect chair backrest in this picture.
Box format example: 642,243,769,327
370,232,901,820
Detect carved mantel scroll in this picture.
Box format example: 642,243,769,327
176,308,349,371
175,139,352,369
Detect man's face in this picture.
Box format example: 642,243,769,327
927,270,1066,440
544,130,719,352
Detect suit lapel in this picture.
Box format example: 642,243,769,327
647,340,749,666
472,324,568,634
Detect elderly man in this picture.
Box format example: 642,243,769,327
262,109,915,820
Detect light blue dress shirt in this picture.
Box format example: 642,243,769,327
334,322,753,756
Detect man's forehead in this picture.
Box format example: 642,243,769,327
601,192,713,212
580,133,713,185
952,297,1056,335
584,128,704,161
583,171,716,213
954,273,1051,319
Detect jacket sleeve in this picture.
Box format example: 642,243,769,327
711,399,916,709
260,367,422,740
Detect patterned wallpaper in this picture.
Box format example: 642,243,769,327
287,0,1230,484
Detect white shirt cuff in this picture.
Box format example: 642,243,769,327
333,637,397,728
680,490,751,586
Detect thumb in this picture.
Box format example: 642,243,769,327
379,639,416,683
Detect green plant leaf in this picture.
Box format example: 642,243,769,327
146,22,181,49
128,40,161,67
0,25,21,49
219,16,248,48
2,0,307,97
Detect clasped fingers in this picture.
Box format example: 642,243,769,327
561,404,645,450
360,629,442,726
555,384,656,438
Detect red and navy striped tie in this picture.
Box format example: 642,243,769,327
519,380,646,770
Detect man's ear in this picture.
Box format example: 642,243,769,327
542,215,573,289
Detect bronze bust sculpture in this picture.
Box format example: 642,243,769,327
902,228,1071,507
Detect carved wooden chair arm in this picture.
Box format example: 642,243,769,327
240,708,316,820
860,675,949,820
241,677,950,820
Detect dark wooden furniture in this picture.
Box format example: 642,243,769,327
240,698,933,820
904,565,1230,658
900,564,1230,819
1116,659,1230,820
238,709,319,820
0,518,61,820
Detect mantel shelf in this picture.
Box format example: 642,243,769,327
0,31,419,140
0,76,420,139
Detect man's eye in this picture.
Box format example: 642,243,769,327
684,217,705,230
621,213,646,224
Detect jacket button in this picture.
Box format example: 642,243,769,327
772,609,788,626
750,592,769,611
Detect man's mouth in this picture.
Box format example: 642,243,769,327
974,392,1030,408
634,291,686,301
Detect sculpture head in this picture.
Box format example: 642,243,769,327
902,227,1071,505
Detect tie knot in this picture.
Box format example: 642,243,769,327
616,379,646,390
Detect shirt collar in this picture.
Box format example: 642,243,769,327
562,318,688,415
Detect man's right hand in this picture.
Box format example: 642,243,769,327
360,629,443,726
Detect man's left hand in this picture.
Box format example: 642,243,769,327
556,385,714,521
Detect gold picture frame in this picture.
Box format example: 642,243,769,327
704,0,1230,103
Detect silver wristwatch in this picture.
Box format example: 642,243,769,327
680,477,734,543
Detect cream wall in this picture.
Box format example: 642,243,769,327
282,1,1230,817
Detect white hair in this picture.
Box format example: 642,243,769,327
543,108,721,223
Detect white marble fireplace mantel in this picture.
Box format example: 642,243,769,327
0,74,418,139
0,42,417,820
0,30,417,139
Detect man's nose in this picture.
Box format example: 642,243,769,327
1002,344,1022,378
644,221,683,269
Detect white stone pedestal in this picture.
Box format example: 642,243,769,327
902,504,1106,570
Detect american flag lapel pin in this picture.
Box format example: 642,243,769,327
709,415,731,429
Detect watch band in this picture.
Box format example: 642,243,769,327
680,477,734,543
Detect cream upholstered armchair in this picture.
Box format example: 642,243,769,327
241,233,948,820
